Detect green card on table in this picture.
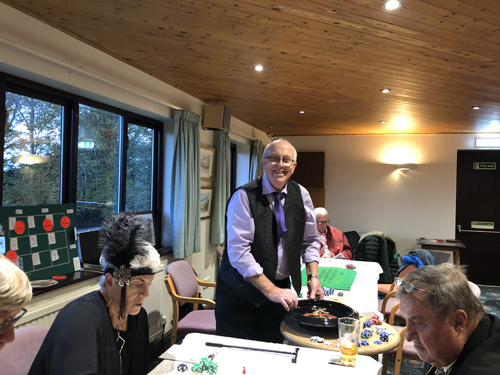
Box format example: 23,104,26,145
301,267,357,290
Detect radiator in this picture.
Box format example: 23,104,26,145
18,265,167,342
143,265,167,342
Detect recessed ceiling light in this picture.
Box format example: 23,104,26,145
383,1,402,10
380,121,386,123
254,65,264,71
381,88,391,93
299,111,305,114
472,106,481,110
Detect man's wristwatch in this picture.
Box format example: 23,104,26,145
307,273,319,280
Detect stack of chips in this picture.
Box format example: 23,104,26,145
310,335,324,343
371,318,383,325
177,363,189,372
365,327,374,337
379,331,389,343
358,340,369,346
360,330,370,339
322,287,335,297
205,361,218,374
363,319,373,329
324,341,333,346
373,340,383,345
191,356,218,374
375,326,386,334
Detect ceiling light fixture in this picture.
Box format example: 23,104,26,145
383,1,402,10
381,88,391,93
380,121,386,124
254,65,264,71
299,111,305,114
472,106,481,110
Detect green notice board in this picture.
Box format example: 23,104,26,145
301,266,357,291
0,204,78,281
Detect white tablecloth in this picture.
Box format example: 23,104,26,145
150,333,382,375
300,259,383,316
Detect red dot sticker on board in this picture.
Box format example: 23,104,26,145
60,216,71,228
6,250,17,262
14,220,25,235
43,219,54,232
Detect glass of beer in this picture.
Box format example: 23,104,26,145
338,317,360,366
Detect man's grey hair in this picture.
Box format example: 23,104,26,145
396,263,485,321
262,139,298,162
315,207,329,217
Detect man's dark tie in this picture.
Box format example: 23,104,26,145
273,192,287,243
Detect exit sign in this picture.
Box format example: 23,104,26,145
78,141,95,149
473,162,496,170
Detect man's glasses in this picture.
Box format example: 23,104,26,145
0,308,27,333
263,155,295,166
316,220,330,225
395,278,433,295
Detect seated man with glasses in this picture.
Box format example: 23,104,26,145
0,254,32,351
397,263,500,375
314,207,352,260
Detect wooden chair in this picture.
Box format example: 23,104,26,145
378,264,417,322
381,302,421,375
165,260,217,346
0,326,49,375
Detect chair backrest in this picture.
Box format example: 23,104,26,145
0,326,49,375
166,260,199,304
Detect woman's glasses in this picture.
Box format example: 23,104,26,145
395,278,433,295
0,308,27,333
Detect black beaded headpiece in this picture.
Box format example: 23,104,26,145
99,213,162,319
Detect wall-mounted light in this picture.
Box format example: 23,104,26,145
392,163,416,173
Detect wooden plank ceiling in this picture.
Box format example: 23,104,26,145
3,0,500,136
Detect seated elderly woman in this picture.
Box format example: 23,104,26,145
28,213,162,375
0,254,32,351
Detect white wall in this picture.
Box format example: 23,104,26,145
288,134,483,256
0,3,268,333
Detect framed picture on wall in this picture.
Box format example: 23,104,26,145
200,187,213,220
200,146,215,181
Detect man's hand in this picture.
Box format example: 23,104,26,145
246,273,298,311
266,287,299,311
307,277,324,300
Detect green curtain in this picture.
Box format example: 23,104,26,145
249,139,263,180
210,130,230,244
170,110,201,258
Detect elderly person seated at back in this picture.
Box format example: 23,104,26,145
315,207,352,260
28,213,163,375
0,254,32,351
397,263,500,375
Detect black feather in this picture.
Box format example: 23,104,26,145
99,212,152,270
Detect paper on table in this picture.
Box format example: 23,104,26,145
300,267,357,290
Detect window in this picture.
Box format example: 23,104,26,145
77,104,120,228
1,73,163,245
126,123,154,213
3,92,62,206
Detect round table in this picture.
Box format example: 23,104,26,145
280,316,400,356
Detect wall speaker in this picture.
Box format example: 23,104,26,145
202,105,232,131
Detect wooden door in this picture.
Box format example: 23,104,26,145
456,150,500,286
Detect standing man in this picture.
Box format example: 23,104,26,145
315,207,352,260
397,263,500,375
216,139,323,343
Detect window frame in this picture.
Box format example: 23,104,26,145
0,72,164,248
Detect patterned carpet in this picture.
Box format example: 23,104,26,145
385,284,500,375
